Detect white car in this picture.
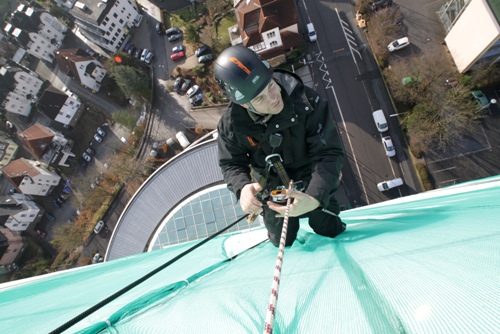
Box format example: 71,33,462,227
186,85,199,98
145,51,154,64
96,127,106,137
94,220,105,234
377,178,404,192
140,48,149,62
94,133,103,143
92,253,103,264
388,37,410,52
382,136,396,157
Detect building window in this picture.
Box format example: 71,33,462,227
113,13,118,18
111,23,116,28
270,41,278,47
119,19,124,24
29,214,35,217
42,189,46,192
267,31,276,38
66,115,71,118
21,214,26,217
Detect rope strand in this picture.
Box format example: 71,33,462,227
263,180,294,334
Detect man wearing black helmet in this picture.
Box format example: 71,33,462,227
215,45,345,247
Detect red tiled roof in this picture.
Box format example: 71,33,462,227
18,123,54,159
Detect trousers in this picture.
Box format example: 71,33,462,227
263,202,346,247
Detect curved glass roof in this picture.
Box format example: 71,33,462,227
149,184,261,250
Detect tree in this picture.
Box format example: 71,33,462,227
111,65,149,100
405,84,481,154
112,105,143,131
184,24,199,45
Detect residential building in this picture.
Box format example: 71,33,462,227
1,158,61,196
0,64,43,116
0,134,19,173
69,0,142,53
3,4,68,63
0,194,44,232
440,0,500,73
54,48,107,92
230,0,302,61
18,123,75,168
0,227,26,274
36,87,84,127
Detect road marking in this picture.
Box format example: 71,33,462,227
433,166,456,173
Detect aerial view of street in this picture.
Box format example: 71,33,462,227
0,0,499,297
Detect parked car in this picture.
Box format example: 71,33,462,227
388,37,410,52
472,90,489,108
140,48,149,62
168,34,182,43
187,85,199,98
36,229,46,238
135,48,143,60
96,127,105,137
86,147,95,155
77,157,87,167
372,0,393,10
382,136,396,157
57,195,68,203
189,93,203,106
94,220,105,234
170,51,185,61
173,77,184,91
155,22,163,34
123,41,133,53
377,177,404,192
82,152,92,162
127,46,136,56
94,133,103,143
198,54,213,63
181,79,192,92
145,51,154,64
195,44,210,57
165,27,181,37
53,199,62,208
44,211,55,221
92,253,103,264
172,45,185,54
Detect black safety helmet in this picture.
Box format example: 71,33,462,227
214,45,273,105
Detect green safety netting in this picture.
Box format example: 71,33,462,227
0,176,499,333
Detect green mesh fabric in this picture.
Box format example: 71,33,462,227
0,176,499,333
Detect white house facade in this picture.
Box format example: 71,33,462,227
2,158,61,196
70,0,142,53
0,65,43,116
3,5,68,63
2,194,44,232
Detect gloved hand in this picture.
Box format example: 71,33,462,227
240,183,264,215
267,189,320,218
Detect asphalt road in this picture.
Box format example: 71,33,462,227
296,0,418,207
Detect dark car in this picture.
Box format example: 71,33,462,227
44,211,55,221
155,22,163,34
77,157,87,167
135,48,143,60
195,44,210,57
189,93,203,106
165,27,181,37
372,0,393,10
53,199,62,208
173,77,184,91
86,147,95,155
198,54,214,63
127,46,136,56
168,34,182,43
181,79,192,92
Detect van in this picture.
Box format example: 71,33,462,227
377,177,404,192
176,131,190,149
372,109,388,132
140,48,149,62
306,23,317,42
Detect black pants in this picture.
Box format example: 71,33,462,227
263,203,346,247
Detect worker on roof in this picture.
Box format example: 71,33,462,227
214,45,346,247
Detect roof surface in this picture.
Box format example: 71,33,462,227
0,175,499,333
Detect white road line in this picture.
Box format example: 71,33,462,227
433,166,456,173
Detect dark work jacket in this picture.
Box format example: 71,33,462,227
217,70,344,208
